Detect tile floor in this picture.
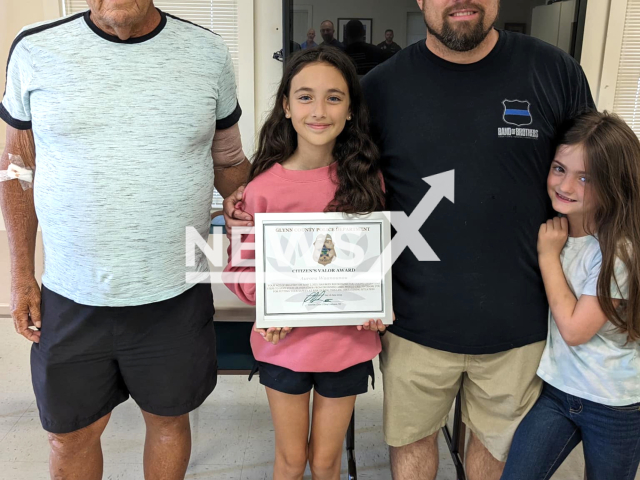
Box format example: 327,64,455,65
0,318,637,480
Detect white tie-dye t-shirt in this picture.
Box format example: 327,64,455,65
537,235,639,406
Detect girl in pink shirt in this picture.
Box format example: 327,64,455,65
224,46,387,479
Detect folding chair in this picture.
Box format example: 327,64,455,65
214,320,359,479
441,382,467,480
346,412,357,479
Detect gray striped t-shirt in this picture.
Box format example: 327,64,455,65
1,10,241,306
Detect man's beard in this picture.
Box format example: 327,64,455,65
425,8,494,52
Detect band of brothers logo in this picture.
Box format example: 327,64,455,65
498,99,539,139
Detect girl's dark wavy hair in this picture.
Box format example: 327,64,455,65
559,110,640,341
248,46,384,214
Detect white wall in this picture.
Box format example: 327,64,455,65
254,0,283,129
580,0,612,105
0,0,61,153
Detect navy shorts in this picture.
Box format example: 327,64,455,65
250,360,375,398
31,284,217,434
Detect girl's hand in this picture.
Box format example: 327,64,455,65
358,312,395,332
538,217,569,259
255,326,292,345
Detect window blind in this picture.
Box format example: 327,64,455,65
613,0,640,134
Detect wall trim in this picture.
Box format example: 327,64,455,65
598,0,629,111
580,0,613,107
238,0,256,157
44,0,63,19
253,0,283,136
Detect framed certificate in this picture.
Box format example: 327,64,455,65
255,212,393,328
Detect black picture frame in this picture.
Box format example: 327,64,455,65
282,0,293,59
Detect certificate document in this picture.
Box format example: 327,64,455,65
255,212,393,328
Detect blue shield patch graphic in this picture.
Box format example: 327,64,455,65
502,100,532,126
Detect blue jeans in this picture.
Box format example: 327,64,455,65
502,383,640,480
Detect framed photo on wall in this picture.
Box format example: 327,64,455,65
504,22,526,34
337,18,373,44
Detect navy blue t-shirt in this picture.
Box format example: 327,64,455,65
362,31,595,354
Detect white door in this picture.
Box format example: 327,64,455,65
531,1,576,53
531,3,562,47
406,12,425,47
293,5,313,45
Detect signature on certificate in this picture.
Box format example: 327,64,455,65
303,291,334,304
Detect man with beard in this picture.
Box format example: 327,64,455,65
377,29,402,55
359,1,594,479
319,20,344,50
224,0,593,478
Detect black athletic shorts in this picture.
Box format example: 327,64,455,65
250,360,375,398
31,284,217,434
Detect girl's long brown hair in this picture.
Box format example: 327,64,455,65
248,46,384,214
559,111,640,341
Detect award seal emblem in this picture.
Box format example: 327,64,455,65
312,234,336,266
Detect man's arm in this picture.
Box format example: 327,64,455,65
0,125,41,342
211,123,251,198
214,124,254,230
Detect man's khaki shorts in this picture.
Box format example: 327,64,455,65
380,332,545,462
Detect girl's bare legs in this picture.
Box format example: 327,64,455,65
266,387,311,480
308,392,357,480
